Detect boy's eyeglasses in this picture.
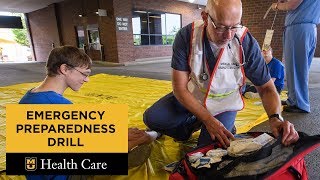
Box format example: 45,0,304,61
66,64,90,78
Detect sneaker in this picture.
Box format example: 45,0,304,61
145,129,163,140
283,105,308,113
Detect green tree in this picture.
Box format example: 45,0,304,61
11,13,30,47
169,26,180,35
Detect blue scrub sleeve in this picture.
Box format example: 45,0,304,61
171,24,192,72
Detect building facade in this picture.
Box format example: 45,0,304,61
26,0,320,63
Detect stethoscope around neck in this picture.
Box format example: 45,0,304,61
200,34,246,81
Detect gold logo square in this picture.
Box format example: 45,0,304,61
25,157,37,171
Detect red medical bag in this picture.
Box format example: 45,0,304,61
169,132,320,180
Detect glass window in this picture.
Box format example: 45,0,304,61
148,12,163,35
75,26,85,48
141,35,149,45
132,17,141,35
150,35,163,45
86,24,100,50
166,35,175,45
133,11,148,34
166,13,181,35
132,10,181,46
133,35,141,45
88,30,100,44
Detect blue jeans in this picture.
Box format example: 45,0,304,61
143,92,237,145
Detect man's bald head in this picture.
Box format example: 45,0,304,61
205,0,242,25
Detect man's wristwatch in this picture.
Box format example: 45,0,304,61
269,113,284,121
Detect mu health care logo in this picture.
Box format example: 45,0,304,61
25,157,37,171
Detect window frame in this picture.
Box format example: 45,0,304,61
132,10,182,46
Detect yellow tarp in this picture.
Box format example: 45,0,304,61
0,74,272,179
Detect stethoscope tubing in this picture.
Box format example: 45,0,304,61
200,33,246,81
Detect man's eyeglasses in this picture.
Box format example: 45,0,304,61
66,64,90,78
207,13,243,33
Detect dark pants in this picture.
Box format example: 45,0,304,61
143,92,237,146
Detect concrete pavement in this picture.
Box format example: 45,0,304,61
0,58,319,178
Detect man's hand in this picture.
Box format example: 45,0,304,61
256,80,298,145
128,128,145,141
128,128,154,151
269,118,299,146
272,0,303,11
203,118,235,148
172,70,235,148
271,3,279,10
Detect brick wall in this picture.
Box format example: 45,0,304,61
132,0,203,60
134,46,172,60
27,0,319,63
28,0,119,62
111,0,203,62
26,0,203,63
99,0,119,62
55,0,80,47
57,0,117,62
112,0,135,63
27,4,60,61
242,0,286,60
242,0,320,58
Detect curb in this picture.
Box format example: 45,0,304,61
124,58,171,66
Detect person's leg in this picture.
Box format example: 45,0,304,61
284,24,316,112
197,111,237,146
284,27,295,107
143,92,201,141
